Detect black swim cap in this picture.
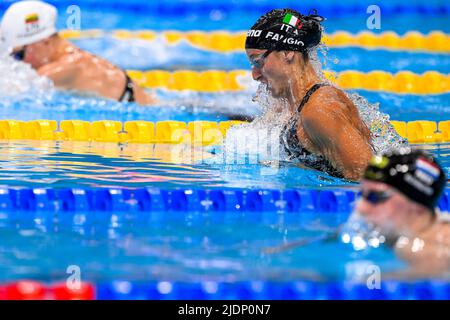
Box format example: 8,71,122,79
245,8,324,52
364,148,447,212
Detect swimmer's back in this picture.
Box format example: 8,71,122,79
38,44,153,104
306,86,371,138
298,85,372,152
295,84,374,180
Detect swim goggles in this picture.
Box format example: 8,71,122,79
361,190,394,205
250,50,273,69
11,46,27,61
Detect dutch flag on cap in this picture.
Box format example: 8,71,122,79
416,158,440,180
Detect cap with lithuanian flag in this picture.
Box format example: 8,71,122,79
25,13,39,24
0,1,57,49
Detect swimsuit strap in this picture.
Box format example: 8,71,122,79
297,83,329,112
118,73,136,103
279,81,343,177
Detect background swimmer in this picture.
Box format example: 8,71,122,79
1,1,156,105
355,148,449,277
265,148,448,278
245,9,374,181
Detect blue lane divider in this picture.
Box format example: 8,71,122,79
1,0,448,17
96,280,450,300
0,187,448,213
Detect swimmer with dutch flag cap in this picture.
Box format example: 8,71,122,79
245,9,375,181
1,0,156,105
265,147,449,278
346,148,449,278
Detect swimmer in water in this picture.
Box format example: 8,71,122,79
266,148,448,278
245,9,373,180
355,148,449,277
1,0,155,105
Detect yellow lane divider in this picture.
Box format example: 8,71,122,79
126,69,450,94
59,29,450,53
1,120,450,145
0,120,246,146
129,70,248,92
390,120,450,143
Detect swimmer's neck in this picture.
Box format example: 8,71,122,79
392,207,436,242
285,62,321,113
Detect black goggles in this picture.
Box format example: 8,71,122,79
11,46,27,61
361,190,394,205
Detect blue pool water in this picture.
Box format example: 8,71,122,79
0,0,449,293
0,141,448,189
0,0,444,33
1,35,449,123
0,207,403,283
71,38,450,73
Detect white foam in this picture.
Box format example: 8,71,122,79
0,50,54,99
223,45,407,165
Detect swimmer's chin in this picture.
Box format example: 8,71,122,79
266,85,283,99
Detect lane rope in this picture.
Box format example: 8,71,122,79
0,119,449,144
59,30,450,53
125,69,450,94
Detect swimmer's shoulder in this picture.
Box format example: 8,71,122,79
42,48,118,80
436,219,450,240
301,87,348,122
38,46,83,73
306,85,361,121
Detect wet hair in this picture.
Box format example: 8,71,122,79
301,50,309,62
364,148,447,213
245,8,324,53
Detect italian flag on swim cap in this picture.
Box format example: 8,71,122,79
283,13,302,29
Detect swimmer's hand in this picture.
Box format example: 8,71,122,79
137,91,159,106
147,92,159,105
259,160,282,168
258,160,314,170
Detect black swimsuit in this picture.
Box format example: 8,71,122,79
118,74,136,103
280,83,343,178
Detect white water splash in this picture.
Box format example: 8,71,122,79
224,45,407,166
0,50,54,100
224,84,290,163
347,92,407,154
314,42,407,155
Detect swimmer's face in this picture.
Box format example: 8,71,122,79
246,49,292,98
356,180,413,238
14,38,52,69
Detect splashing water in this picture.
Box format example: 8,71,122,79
223,85,291,164
0,47,259,122
0,51,54,100
347,92,407,154
0,32,262,122
315,42,407,154
224,44,407,171
340,209,387,251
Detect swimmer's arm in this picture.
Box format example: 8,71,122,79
301,102,373,181
132,84,158,106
